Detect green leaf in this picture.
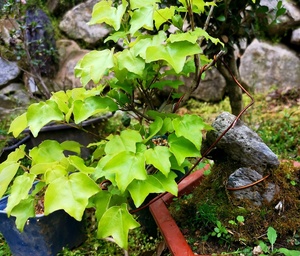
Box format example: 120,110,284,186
89,0,128,30
6,144,26,161
153,6,175,29
30,162,66,176
10,197,35,231
107,90,131,106
152,171,178,196
172,115,211,150
50,91,70,115
105,31,128,43
128,175,165,207
216,15,226,22
73,96,118,124
0,162,21,198
144,116,163,142
27,101,64,137
132,31,166,59
102,151,147,192
44,164,68,183
68,155,95,174
8,113,28,137
278,248,300,256
75,50,114,86
115,49,145,76
44,172,100,221
151,80,184,90
6,173,36,215
145,146,171,176
168,134,200,165
61,141,82,155
105,130,143,155
146,41,202,73
168,31,200,44
267,226,277,246
130,6,155,35
194,27,223,45
29,140,65,165
98,203,140,249
130,0,158,9
92,190,113,221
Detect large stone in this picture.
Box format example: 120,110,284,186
291,28,300,45
54,39,90,90
202,112,280,175
193,68,226,102
227,167,278,206
59,0,110,44
0,58,20,88
239,39,300,93
163,68,226,103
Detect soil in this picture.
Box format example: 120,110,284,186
169,161,300,255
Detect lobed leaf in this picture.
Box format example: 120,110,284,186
73,96,118,124
153,6,175,29
10,197,35,231
27,101,64,137
8,113,27,137
144,146,171,176
146,41,202,73
6,173,36,215
130,6,155,35
102,151,147,192
168,133,200,165
115,49,145,76
128,175,165,207
105,130,143,155
89,0,128,30
74,50,114,86
172,114,212,150
97,203,140,249
44,172,100,221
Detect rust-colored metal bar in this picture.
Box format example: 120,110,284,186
149,197,195,256
149,166,210,256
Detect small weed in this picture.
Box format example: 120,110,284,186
228,215,245,226
209,221,232,244
258,227,300,256
195,203,218,227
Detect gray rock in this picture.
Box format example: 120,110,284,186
1,83,31,106
291,28,300,45
227,167,278,206
0,58,20,87
193,68,226,102
59,0,110,44
239,39,300,93
54,39,90,89
203,112,280,175
164,68,226,102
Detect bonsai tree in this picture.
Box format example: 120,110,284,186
0,0,231,251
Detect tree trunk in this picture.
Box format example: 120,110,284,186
217,48,245,116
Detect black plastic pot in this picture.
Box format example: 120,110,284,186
0,114,113,162
0,135,31,163
0,196,86,256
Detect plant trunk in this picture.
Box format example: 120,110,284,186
217,48,246,116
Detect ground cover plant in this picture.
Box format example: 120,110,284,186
168,91,300,255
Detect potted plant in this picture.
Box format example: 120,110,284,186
0,0,227,253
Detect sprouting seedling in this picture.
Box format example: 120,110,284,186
267,226,277,252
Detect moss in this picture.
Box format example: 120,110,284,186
170,161,300,253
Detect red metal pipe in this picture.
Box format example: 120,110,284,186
149,165,210,256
